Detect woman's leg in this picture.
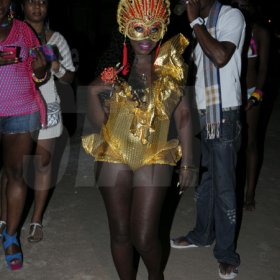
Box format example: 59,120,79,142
0,134,7,234
131,164,173,280
0,162,8,236
97,162,136,280
31,138,56,223
2,132,34,257
28,138,56,242
245,105,261,210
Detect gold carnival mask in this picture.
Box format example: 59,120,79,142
117,0,171,42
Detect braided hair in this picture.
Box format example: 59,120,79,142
94,27,135,81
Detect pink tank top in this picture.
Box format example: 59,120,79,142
0,20,46,125
247,33,258,58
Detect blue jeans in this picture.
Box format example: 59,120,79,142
186,110,241,266
0,111,40,134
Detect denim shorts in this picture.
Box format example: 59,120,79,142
0,111,41,134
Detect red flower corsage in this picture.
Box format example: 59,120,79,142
100,67,118,84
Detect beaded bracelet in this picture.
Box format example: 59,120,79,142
32,71,48,83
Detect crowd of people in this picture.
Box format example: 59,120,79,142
0,0,271,279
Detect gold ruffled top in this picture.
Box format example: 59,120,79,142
82,34,189,171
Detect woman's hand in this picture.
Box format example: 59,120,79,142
245,96,260,111
0,51,19,66
87,78,115,128
244,99,255,111
177,165,199,195
31,48,47,79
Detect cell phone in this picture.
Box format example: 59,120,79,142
30,44,59,62
1,46,20,59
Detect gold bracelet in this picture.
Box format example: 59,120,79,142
180,165,199,172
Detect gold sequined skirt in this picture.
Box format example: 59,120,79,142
82,130,182,171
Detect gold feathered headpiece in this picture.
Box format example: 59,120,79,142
117,0,171,42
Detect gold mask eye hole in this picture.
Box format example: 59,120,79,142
134,26,144,33
150,27,159,34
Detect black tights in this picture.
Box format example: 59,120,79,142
97,162,172,280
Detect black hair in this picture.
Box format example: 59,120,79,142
94,27,135,81
21,0,49,3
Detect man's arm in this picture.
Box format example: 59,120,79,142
192,25,236,67
186,0,244,67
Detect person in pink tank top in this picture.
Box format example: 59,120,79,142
0,0,48,271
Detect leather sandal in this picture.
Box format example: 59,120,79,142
27,223,43,243
170,236,211,249
218,262,238,279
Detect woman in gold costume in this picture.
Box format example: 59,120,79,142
82,0,196,278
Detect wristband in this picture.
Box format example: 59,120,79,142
190,17,204,29
251,88,263,101
53,64,66,79
250,89,263,103
255,88,264,97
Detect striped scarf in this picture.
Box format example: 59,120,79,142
203,1,222,139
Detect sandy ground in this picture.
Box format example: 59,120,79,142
0,86,280,280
